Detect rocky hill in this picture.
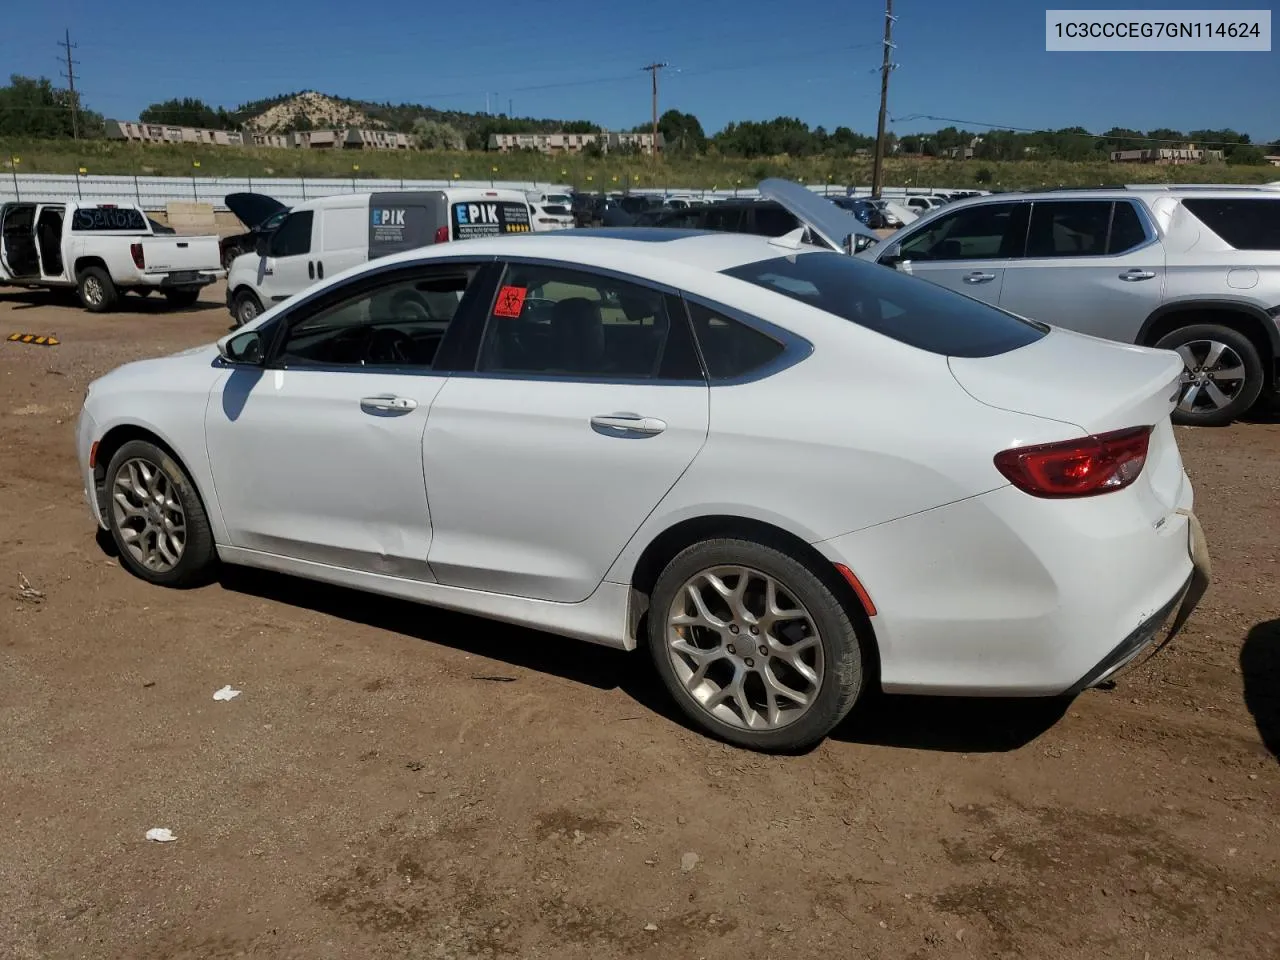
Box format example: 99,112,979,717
245,91,382,133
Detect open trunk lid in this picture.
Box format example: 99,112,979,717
757,178,880,251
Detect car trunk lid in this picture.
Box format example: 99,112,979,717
949,328,1187,509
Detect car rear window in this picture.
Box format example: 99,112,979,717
450,201,532,238
71,206,147,231
722,252,1047,358
1182,198,1280,251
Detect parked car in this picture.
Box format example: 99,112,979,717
831,196,892,229
221,193,290,270
641,179,880,253
224,188,533,326
905,195,948,213
75,228,1207,751
0,200,221,312
861,185,1280,426
530,201,576,232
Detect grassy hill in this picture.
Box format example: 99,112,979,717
4,137,1276,191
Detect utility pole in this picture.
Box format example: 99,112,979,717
58,28,81,140
641,62,667,160
870,0,895,199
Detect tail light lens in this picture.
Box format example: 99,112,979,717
434,225,450,244
130,242,145,269
994,426,1152,498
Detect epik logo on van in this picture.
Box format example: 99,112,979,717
371,208,406,226
454,203,502,225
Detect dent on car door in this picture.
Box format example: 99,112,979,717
885,201,1026,303
997,199,1164,340
205,260,492,576
422,260,710,603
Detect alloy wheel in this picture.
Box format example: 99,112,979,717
665,565,824,731
1175,340,1247,415
82,275,104,306
111,457,187,572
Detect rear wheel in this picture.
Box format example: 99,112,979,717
648,538,865,752
232,290,263,327
104,439,215,587
163,288,201,309
1156,324,1264,427
77,266,117,313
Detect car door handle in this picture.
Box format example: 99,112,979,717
590,413,667,435
317,260,324,279
307,261,315,280
963,272,996,284
1119,269,1157,281
360,395,418,413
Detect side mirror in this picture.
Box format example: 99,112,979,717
877,241,904,267
853,235,878,253
219,329,264,365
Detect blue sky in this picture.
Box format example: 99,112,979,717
3,0,1276,141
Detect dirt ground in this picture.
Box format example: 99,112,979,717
1,283,1277,960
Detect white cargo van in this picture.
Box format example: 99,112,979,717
225,188,532,326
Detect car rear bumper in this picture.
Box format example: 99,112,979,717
142,271,218,288
813,475,1207,697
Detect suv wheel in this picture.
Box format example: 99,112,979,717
233,290,264,327
1156,324,1264,427
648,537,865,752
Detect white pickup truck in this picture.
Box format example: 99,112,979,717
0,200,221,312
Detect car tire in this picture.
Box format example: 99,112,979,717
647,537,865,752
77,266,118,313
163,288,201,309
232,290,264,327
1155,324,1264,427
104,439,216,588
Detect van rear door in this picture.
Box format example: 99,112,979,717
449,198,532,240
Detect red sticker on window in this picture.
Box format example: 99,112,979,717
494,285,527,318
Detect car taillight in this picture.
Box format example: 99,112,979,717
434,225,450,244
993,426,1152,498
130,243,145,269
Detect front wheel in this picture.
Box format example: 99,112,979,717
1156,324,1264,427
163,288,201,309
232,290,264,327
648,538,866,752
104,440,216,587
77,266,118,313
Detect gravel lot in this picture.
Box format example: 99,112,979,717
2,282,1277,960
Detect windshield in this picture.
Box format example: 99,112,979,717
545,194,572,206
722,251,1046,358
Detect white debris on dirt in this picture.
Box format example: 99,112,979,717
144,828,176,843
681,851,700,873
212,685,241,701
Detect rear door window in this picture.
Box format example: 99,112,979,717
1025,201,1112,257
687,302,785,379
724,251,1046,358
1183,198,1280,251
450,201,532,239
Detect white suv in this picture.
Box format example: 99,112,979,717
863,185,1280,426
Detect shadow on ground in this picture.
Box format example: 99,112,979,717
215,565,1071,755
0,289,222,314
1241,618,1280,761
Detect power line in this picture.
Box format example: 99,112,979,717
57,28,81,140
870,0,896,198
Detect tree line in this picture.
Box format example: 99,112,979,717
1,75,1274,166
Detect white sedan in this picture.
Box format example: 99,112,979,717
75,227,1209,751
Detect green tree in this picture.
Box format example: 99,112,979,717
140,97,232,128
1226,144,1267,165
0,74,103,138
658,109,706,155
411,118,465,150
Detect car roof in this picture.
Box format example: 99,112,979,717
292,188,530,211
923,183,1280,212
370,228,808,275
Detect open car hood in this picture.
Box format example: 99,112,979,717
758,178,880,252
224,192,287,230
